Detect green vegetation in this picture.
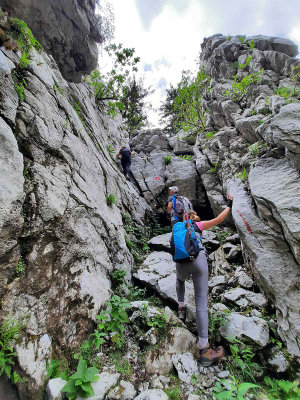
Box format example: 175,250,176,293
12,72,27,101
227,35,232,41
53,84,64,95
159,67,211,134
274,86,300,103
264,377,300,399
83,44,151,134
223,69,263,106
178,154,192,161
249,142,267,157
19,52,31,69
205,131,216,139
61,358,99,400
239,35,246,44
239,55,252,71
213,378,259,400
208,162,219,174
106,144,115,158
46,359,68,381
93,295,130,349
236,168,248,182
0,315,24,383
106,193,117,206
250,109,257,116
164,154,172,165
15,257,26,276
248,39,255,51
209,311,228,344
111,270,127,285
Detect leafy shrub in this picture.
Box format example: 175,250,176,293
93,295,130,349
264,377,300,400
106,193,117,206
164,155,171,165
239,55,252,70
61,358,99,400
209,311,228,344
12,72,27,101
239,35,246,44
250,109,257,116
274,86,300,102
111,270,127,285
248,40,255,51
236,168,248,182
213,379,259,400
223,69,263,105
19,52,31,69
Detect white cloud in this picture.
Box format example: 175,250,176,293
99,0,300,128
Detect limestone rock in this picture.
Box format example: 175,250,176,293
145,327,197,375
76,373,120,400
107,380,137,400
148,233,172,252
1,0,104,81
134,389,168,400
266,347,289,373
223,288,267,308
172,352,199,384
220,312,269,347
46,378,66,400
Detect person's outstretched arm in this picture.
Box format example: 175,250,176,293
201,196,233,230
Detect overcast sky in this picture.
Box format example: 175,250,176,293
99,0,300,128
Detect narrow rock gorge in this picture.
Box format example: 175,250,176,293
0,4,299,400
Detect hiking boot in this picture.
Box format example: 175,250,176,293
178,306,186,321
199,344,224,367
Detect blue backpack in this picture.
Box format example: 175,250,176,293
170,220,202,263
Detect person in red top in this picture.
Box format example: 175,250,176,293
176,196,233,366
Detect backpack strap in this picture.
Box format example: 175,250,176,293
172,195,179,221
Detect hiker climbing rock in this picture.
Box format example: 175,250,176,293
173,195,233,366
116,145,135,180
167,186,194,227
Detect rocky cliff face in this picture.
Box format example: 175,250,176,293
131,35,300,358
0,30,150,397
0,0,104,81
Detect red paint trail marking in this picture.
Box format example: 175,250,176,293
236,209,253,235
155,177,160,180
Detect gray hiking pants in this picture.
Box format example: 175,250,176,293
176,251,208,338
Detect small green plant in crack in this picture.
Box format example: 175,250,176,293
227,35,232,41
0,315,25,383
114,359,132,378
208,162,219,174
12,71,27,101
239,35,246,44
257,119,264,125
53,84,64,95
111,269,127,286
164,154,171,165
248,39,255,51
46,359,68,381
178,154,192,161
239,55,252,70
249,142,267,157
15,257,26,276
106,193,117,206
61,358,99,400
209,310,228,345
123,212,132,224
106,144,115,158
19,52,31,69
236,168,248,182
250,109,257,116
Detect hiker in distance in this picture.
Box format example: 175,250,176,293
167,186,193,227
175,195,233,366
116,145,135,180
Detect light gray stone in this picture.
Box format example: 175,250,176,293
1,0,104,81
223,288,267,308
148,233,172,252
46,378,66,400
77,373,120,400
107,380,137,400
172,352,199,384
145,327,197,375
208,276,226,288
266,347,289,373
134,389,168,400
217,370,230,379
220,312,269,347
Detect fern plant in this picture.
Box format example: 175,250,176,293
236,168,248,182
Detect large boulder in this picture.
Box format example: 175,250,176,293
0,0,104,81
